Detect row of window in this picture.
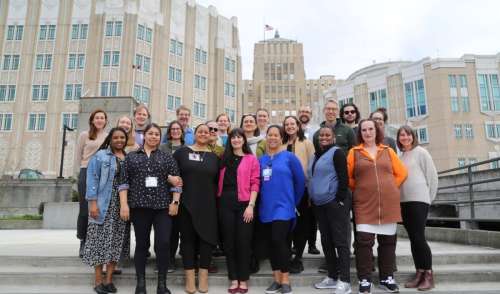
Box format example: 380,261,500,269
453,123,474,139
135,54,151,72
39,25,56,40
224,57,236,72
224,108,236,123
195,48,208,64
137,24,153,43
2,55,20,70
369,89,388,113
71,24,88,40
264,85,297,95
6,25,23,40
224,82,236,97
103,51,120,67
478,74,500,112
168,66,182,83
0,112,78,132
193,101,207,118
194,75,207,90
133,85,151,105
170,39,183,56
105,21,123,37
264,63,296,81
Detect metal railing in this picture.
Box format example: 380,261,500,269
428,157,500,224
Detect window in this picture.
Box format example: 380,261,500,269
168,66,175,81
143,57,150,72
462,96,470,112
339,97,354,107
454,124,462,139
68,54,84,69
135,54,151,72
100,82,118,96
194,48,208,64
225,108,236,122
224,83,235,97
62,113,78,130
15,25,23,40
32,85,49,101
464,123,474,139
103,51,119,67
457,158,466,168
145,28,152,43
170,39,183,56
103,51,111,66
224,57,236,72
39,25,56,40
0,85,16,102
193,101,206,118
133,85,150,104
112,51,120,67
137,25,152,42
175,68,182,83
484,122,500,140
0,113,13,131
77,54,85,69
64,84,82,101
404,79,427,118
6,25,15,40
2,55,19,70
7,25,24,41
35,54,52,70
448,75,457,88
489,152,500,169
416,127,429,144
137,24,145,40
478,73,500,111
451,97,459,112
105,21,122,37
369,88,387,112
167,95,181,111
71,24,88,39
194,75,207,90
27,113,46,131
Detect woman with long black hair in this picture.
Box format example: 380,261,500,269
82,127,128,294
217,128,260,293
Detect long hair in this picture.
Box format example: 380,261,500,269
240,114,260,137
98,127,128,151
396,125,419,151
167,120,185,144
222,128,252,166
340,103,361,124
88,109,108,140
282,115,305,143
116,115,136,148
357,119,383,145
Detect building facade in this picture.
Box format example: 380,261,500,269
322,54,500,171
0,0,242,177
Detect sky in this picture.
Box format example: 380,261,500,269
197,0,500,80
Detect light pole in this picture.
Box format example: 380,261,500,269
58,125,74,179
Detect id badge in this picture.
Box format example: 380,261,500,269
145,176,158,187
263,167,272,181
188,153,201,161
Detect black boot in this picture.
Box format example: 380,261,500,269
135,274,147,294
157,272,171,294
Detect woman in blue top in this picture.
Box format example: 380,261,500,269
259,125,305,294
82,127,129,294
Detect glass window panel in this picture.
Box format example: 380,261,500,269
6,25,15,40
39,25,47,40
114,21,122,36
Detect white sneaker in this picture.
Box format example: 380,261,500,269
314,277,337,289
335,280,352,294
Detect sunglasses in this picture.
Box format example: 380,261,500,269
344,110,356,115
209,127,218,132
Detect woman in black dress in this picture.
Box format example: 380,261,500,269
174,124,220,294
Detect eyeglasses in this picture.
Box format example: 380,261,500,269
209,127,218,132
344,110,356,115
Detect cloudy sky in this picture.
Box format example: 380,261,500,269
197,0,500,80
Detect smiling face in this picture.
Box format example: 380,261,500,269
177,110,190,128
230,134,244,151
298,106,311,124
195,125,210,145
284,117,298,137
207,121,219,144
370,111,385,129
92,112,107,130
398,129,414,151
360,120,377,145
217,115,230,133
134,108,149,128
343,106,357,124
256,110,269,129
318,127,334,148
323,101,339,123
117,116,132,133
169,122,183,141
266,127,282,150
242,115,257,135
110,130,127,151
144,126,161,148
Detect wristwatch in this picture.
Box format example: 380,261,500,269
172,200,180,205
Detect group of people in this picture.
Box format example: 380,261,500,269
75,99,438,294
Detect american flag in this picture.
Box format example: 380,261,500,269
264,24,274,31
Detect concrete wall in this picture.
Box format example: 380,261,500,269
0,179,73,217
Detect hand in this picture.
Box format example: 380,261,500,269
120,204,130,221
89,201,99,220
243,206,254,223
168,176,183,187
168,203,179,216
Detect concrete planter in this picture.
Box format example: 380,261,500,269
0,219,43,229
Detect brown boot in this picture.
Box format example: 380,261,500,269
184,269,196,294
198,268,209,293
404,269,424,288
418,270,435,291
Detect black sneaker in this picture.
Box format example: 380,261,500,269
308,245,321,255
93,284,108,294
281,283,293,294
289,258,304,274
379,276,399,293
358,279,372,294
103,283,117,293
265,281,281,294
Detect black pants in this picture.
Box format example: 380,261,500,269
77,168,88,240
263,220,292,273
314,199,351,283
401,202,432,270
308,209,318,247
131,208,172,275
180,205,213,270
292,191,314,259
219,192,253,281
169,215,180,261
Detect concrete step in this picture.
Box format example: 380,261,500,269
1,263,499,286
1,282,500,294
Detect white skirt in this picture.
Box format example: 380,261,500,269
356,223,397,235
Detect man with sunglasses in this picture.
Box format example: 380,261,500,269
340,103,361,135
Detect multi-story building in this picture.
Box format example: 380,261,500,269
322,54,500,171
0,0,242,177
243,32,336,124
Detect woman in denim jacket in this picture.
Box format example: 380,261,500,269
82,127,129,294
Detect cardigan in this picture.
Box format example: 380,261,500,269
217,154,260,202
400,146,438,204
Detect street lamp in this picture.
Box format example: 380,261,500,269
58,125,74,179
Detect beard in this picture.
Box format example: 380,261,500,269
299,115,310,124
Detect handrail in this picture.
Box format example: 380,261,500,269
431,156,500,225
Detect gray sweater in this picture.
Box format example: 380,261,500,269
400,146,438,204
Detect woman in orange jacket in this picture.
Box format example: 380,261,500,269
347,119,407,294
